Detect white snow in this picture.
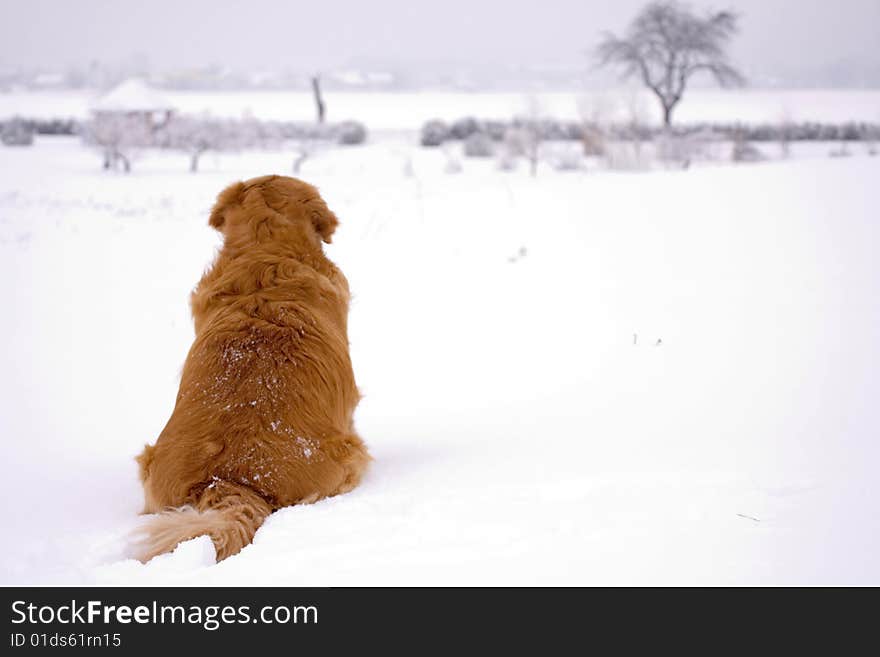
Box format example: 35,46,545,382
90,78,175,113
0,130,878,585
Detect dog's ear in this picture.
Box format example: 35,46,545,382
311,209,339,244
209,181,246,230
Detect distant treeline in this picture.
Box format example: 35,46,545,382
0,118,79,135
2,116,878,145
0,117,367,144
421,117,880,146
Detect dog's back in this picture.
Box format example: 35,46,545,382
130,176,370,562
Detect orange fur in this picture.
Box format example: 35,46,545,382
131,175,370,563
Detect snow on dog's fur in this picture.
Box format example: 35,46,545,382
131,175,370,562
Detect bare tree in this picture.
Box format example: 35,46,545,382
596,1,744,127
160,116,237,172
311,75,326,124
83,113,152,173
505,96,545,177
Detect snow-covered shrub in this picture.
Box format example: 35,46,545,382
656,129,720,167
710,120,880,143
535,119,567,140
484,121,507,141
840,122,862,141
450,117,481,140
254,120,290,149
158,115,243,172
562,122,585,140
463,132,495,158
496,149,518,171
442,146,462,174
829,141,851,158
1,117,34,146
547,144,584,171
269,121,319,140
655,133,687,164
602,142,649,170
440,114,595,144
31,118,78,135
421,120,450,147
504,125,542,176
240,117,278,150
335,121,367,145
731,137,764,163
581,123,605,156
431,117,880,148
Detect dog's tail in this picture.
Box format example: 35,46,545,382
128,480,272,563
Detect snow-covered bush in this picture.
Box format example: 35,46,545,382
1,117,78,139
484,120,507,141
463,132,494,158
655,133,692,167
497,149,518,171
442,146,462,174
547,144,584,171
31,118,78,135
158,115,243,172
335,121,367,145
240,117,279,150
532,119,568,140
581,124,606,156
602,142,649,170
656,129,721,167
424,116,880,146
1,117,34,146
420,120,450,147
450,117,481,140
255,120,288,148
829,141,851,158
731,136,764,163
503,125,542,176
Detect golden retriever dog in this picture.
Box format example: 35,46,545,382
130,175,370,562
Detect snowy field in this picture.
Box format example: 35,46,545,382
1,131,879,585
2,88,880,128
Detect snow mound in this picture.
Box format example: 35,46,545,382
91,78,174,113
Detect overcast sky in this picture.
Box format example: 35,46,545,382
2,0,878,85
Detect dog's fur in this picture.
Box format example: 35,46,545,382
131,175,369,562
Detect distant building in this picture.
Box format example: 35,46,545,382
91,78,175,129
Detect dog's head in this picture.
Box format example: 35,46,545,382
208,175,339,245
